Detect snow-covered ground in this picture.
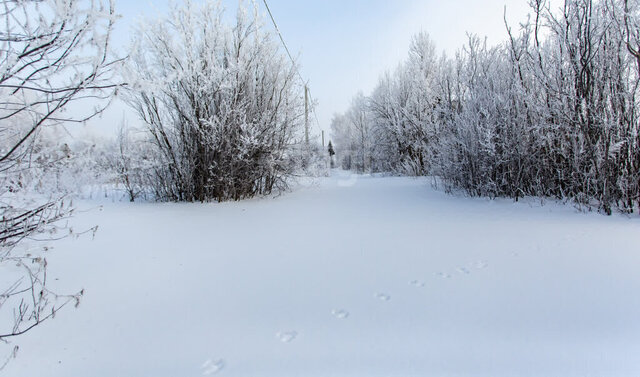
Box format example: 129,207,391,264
5,171,640,377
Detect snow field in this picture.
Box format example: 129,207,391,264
5,172,640,377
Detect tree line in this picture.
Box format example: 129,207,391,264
332,0,640,215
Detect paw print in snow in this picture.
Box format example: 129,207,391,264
276,331,298,343
375,293,391,301
201,359,225,375
331,309,350,319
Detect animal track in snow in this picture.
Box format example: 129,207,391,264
436,272,452,279
375,293,391,301
201,358,225,375
409,280,425,287
474,260,489,269
276,331,298,343
457,267,471,275
331,309,350,319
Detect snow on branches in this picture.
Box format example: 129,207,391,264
0,0,121,364
332,0,640,214
123,0,305,202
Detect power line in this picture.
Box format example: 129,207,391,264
261,0,323,137
261,0,305,84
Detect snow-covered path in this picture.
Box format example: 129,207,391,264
6,172,640,377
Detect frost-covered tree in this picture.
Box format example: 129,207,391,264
124,0,304,202
330,113,354,170
0,0,120,364
100,124,154,202
330,94,375,173
333,0,640,214
367,33,441,175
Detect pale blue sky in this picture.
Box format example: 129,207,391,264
95,0,540,139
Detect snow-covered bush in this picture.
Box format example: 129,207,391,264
92,125,155,202
124,0,305,202
0,0,120,364
293,142,330,178
332,0,640,214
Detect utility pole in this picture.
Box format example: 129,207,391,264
304,85,309,145
322,130,325,148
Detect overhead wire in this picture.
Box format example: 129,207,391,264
261,0,323,136
261,0,305,84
